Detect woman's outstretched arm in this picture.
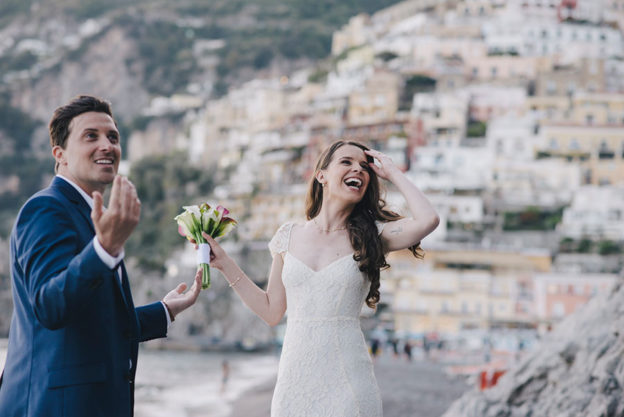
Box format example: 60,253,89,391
201,232,287,326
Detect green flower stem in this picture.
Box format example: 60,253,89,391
201,263,211,289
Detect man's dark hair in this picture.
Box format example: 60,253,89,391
49,95,114,172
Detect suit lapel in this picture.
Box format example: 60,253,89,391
51,176,134,317
50,177,95,235
119,262,140,338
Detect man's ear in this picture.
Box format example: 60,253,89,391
52,146,65,167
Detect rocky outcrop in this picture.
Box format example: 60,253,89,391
443,280,624,417
9,25,150,123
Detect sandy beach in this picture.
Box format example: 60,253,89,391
134,348,279,417
228,350,470,417
0,340,469,417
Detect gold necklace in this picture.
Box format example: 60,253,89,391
313,218,347,233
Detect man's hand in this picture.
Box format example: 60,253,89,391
163,269,202,319
91,176,141,256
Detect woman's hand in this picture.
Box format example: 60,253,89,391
200,231,233,271
364,149,402,182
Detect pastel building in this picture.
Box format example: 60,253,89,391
533,272,618,332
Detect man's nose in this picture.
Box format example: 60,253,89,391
97,135,115,151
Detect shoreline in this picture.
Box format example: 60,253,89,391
134,348,279,417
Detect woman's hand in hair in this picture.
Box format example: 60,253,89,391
364,149,402,182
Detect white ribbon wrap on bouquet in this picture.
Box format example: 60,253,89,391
197,243,212,265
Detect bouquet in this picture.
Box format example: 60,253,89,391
175,203,237,289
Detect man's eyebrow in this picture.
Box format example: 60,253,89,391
82,127,119,135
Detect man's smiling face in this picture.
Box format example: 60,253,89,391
53,111,121,195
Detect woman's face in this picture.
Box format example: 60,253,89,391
319,144,371,204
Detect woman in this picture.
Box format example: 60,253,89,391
201,140,439,416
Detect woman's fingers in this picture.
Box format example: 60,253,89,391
201,231,215,243
201,232,223,257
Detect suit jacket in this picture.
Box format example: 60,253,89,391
0,176,168,417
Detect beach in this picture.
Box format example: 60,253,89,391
0,340,469,417
133,348,280,417
227,350,470,417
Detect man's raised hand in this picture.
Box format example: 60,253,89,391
92,175,141,256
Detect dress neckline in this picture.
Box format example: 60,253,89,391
285,222,355,273
286,251,355,274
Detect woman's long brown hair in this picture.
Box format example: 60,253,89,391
305,140,423,309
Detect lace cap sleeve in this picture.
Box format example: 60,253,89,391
375,220,386,235
268,222,292,257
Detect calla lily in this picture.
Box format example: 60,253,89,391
174,202,237,289
214,217,237,238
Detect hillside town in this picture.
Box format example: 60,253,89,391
118,0,624,351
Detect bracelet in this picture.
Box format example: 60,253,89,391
229,277,243,288
162,300,175,322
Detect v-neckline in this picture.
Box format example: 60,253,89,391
286,251,355,274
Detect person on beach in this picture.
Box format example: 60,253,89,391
220,359,230,394
0,95,202,417
199,140,439,417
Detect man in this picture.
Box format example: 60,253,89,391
0,95,202,417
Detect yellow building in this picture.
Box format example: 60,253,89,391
539,124,624,185
222,191,306,242
383,246,552,335
347,70,401,126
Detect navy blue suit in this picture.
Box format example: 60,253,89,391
0,177,168,417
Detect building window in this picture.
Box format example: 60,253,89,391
586,114,594,125
546,80,557,95
599,140,615,159
552,302,565,318
496,139,504,154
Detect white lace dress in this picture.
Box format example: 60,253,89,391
268,222,383,417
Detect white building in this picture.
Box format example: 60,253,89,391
522,22,623,62
408,144,493,193
486,113,540,161
466,85,527,121
558,185,624,240
483,11,623,61
490,159,582,208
